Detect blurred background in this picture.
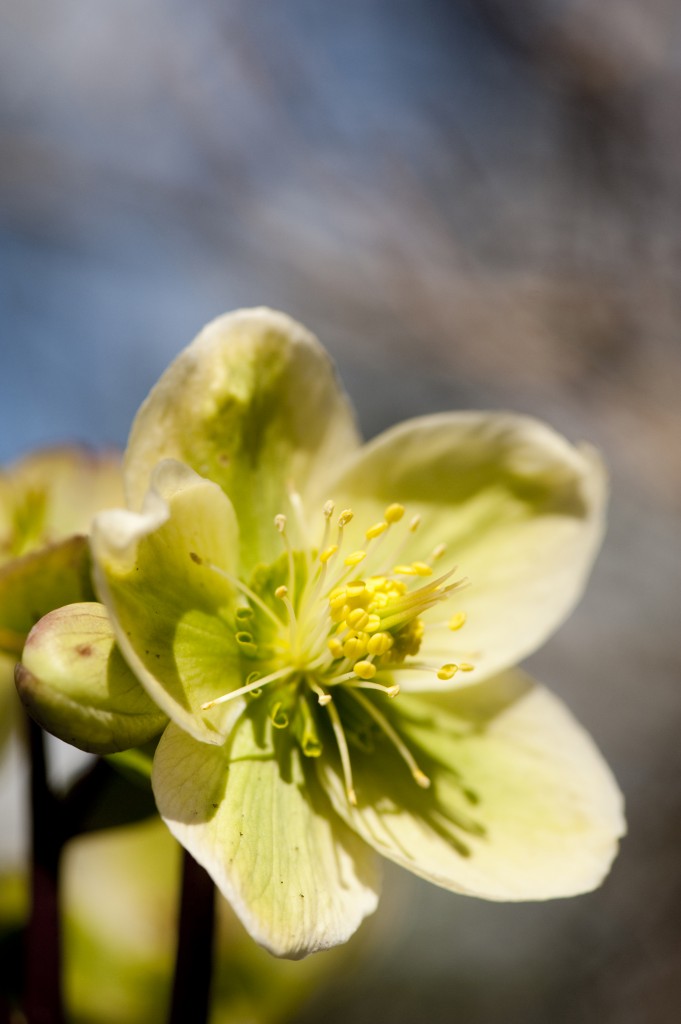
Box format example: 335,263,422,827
1,1,680,1021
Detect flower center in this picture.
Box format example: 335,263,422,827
200,496,473,805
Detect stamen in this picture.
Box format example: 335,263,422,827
200,666,291,709
287,485,312,573
275,584,298,643
344,680,400,697
353,660,377,680
344,551,366,567
308,678,333,706
274,513,296,595
317,499,335,559
204,562,285,630
348,689,431,789
326,700,358,805
384,503,405,524
366,631,393,656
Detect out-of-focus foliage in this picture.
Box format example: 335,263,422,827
2,1,680,1021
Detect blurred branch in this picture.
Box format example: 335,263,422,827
169,850,216,1024
23,717,65,1024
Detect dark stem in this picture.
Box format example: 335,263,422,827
168,850,216,1024
24,717,66,1024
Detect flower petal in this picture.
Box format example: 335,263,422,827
318,671,624,900
92,460,244,745
152,713,381,959
0,446,122,562
319,413,606,685
0,652,19,750
0,536,96,656
124,309,360,571
16,602,167,755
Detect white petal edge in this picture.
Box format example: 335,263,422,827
153,717,381,958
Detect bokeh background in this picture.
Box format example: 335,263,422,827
2,1,680,1021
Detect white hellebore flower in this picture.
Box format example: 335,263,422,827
18,309,625,959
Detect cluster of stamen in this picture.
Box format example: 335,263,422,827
199,495,473,806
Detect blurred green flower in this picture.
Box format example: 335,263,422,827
0,447,124,748
18,309,625,958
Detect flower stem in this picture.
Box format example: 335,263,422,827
24,716,65,1024
168,849,216,1024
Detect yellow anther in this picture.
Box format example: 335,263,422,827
385,503,405,524
449,611,467,631
319,544,338,564
366,632,394,656
329,598,348,618
411,562,433,577
394,564,417,575
437,663,459,681
353,660,377,680
327,637,344,659
344,550,366,567
459,662,475,672
331,604,351,624
344,634,368,659
274,585,288,599
431,543,447,561
408,514,421,532
338,509,354,527
274,514,287,533
347,608,370,630
365,521,388,540
323,500,335,519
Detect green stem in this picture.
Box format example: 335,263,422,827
23,716,66,1024
168,850,216,1024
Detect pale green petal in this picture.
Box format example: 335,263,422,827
152,712,381,959
0,536,95,656
16,602,166,754
0,652,19,750
318,413,606,686
124,308,360,571
318,671,624,900
0,446,122,562
92,460,244,745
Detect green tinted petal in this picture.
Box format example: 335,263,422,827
319,413,606,686
0,446,122,562
16,603,166,754
0,536,96,656
92,460,242,744
0,652,19,750
124,309,360,571
318,672,624,900
152,711,381,959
